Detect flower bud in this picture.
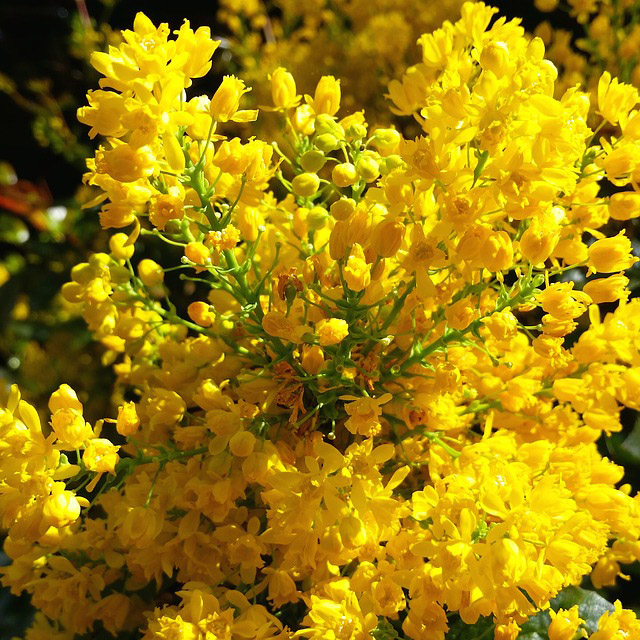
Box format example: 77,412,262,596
301,345,325,375
315,133,341,153
83,438,120,474
42,489,81,529
480,42,510,77
209,75,248,122
185,242,212,272
188,301,216,327
49,384,83,414
314,114,344,138
344,243,371,292
330,197,356,221
356,154,380,183
345,122,367,141
482,231,513,272
332,163,358,188
292,104,315,135
292,172,320,197
548,606,583,640
270,67,299,109
371,128,401,152
339,514,367,548
329,220,349,260
445,298,478,330
588,232,638,274
137,259,164,286
583,274,629,304
609,191,640,220
300,150,326,173
51,408,93,449
310,76,341,116
109,233,135,261
520,220,559,265
307,206,329,230
116,402,140,437
162,132,186,172
372,219,404,257
229,431,256,457
534,0,559,11
457,225,492,262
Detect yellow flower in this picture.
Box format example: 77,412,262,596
591,601,640,640
298,579,377,639
96,143,156,183
48,384,83,414
42,484,82,529
583,274,629,304
339,393,392,436
116,402,140,437
609,191,640,220
537,282,591,320
445,297,478,330
587,232,638,274
597,71,639,126
307,75,341,116
82,438,120,474
149,193,184,231
316,318,349,346
483,230,513,272
344,243,371,292
51,408,93,449
270,67,300,110
209,75,255,123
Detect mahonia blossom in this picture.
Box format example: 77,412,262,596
2,4,640,640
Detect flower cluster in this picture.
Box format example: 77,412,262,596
2,4,640,640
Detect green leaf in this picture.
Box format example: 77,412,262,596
446,615,494,640
616,415,640,466
518,586,614,638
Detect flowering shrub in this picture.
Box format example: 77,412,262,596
2,3,640,639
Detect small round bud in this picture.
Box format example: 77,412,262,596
109,233,135,261
188,301,215,327
306,206,329,230
356,155,380,183
346,123,367,141
292,172,321,197
229,431,256,457
315,133,341,153
42,489,81,529
332,163,358,188
137,259,164,287
314,114,344,138
371,128,401,152
330,197,356,221
378,154,405,175
300,150,327,173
